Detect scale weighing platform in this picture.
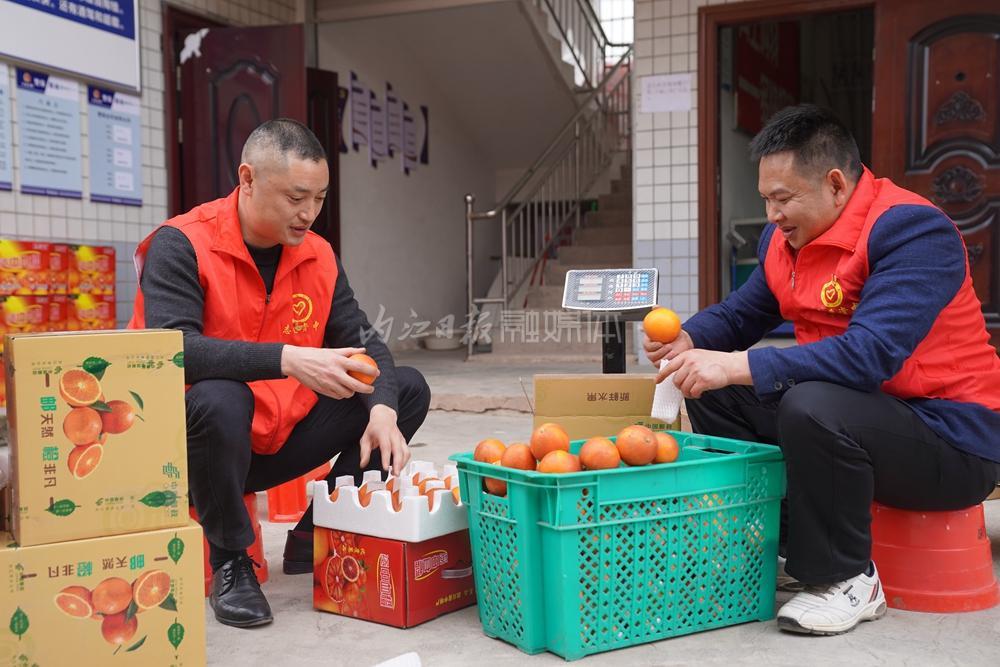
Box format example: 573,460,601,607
562,268,659,373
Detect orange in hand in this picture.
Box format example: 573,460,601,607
347,353,378,385
643,307,681,344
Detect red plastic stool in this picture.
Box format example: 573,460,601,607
265,461,333,523
190,493,269,596
871,502,999,612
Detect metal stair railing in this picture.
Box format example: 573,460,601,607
535,0,618,89
465,45,632,357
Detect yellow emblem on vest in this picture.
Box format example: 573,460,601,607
821,276,844,309
291,293,314,323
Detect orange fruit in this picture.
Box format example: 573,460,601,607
101,400,136,435
67,443,103,479
484,461,507,496
417,477,441,495
530,423,570,461
132,570,171,610
616,425,658,466
537,450,582,474
340,555,360,583
54,585,93,619
321,555,344,599
451,486,461,505
654,432,680,464
358,482,381,507
579,437,621,470
500,443,536,471
100,611,138,646
59,369,102,407
643,307,682,344
347,353,378,385
91,577,132,615
63,407,103,446
473,438,506,463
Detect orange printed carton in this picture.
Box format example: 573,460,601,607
67,293,116,331
48,294,68,332
0,240,51,295
69,245,116,295
49,244,69,295
4,329,188,547
0,520,206,666
0,296,49,354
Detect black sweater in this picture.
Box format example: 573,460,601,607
139,226,398,412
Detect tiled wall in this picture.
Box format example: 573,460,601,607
632,0,732,322
0,0,297,325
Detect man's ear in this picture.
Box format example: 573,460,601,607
827,168,850,207
238,163,254,194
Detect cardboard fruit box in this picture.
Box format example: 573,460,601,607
0,296,50,353
5,330,188,547
0,240,52,295
313,526,475,628
68,245,116,296
67,293,117,331
533,373,681,441
0,520,206,666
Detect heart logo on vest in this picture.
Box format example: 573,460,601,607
820,276,844,309
291,293,313,322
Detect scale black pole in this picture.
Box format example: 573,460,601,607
561,268,659,375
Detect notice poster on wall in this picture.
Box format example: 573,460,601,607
402,103,417,175
369,91,387,167
16,68,81,199
386,82,403,158
0,62,13,190
87,85,141,206
350,71,370,151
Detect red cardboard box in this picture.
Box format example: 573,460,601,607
47,294,67,332
0,295,49,352
49,244,68,294
313,527,476,628
0,240,51,295
66,293,116,330
68,245,115,295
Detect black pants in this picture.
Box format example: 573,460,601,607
686,381,998,585
185,367,431,550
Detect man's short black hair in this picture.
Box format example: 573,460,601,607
749,105,862,182
242,118,326,164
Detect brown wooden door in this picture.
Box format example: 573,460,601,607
872,0,1000,346
179,24,307,210
306,68,341,255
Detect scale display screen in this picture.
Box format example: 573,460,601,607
561,268,658,311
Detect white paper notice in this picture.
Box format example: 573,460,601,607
639,73,693,113
112,124,131,144
114,171,134,191
112,147,132,167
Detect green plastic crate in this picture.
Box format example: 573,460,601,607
450,432,785,660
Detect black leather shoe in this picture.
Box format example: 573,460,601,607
282,529,313,575
209,555,273,627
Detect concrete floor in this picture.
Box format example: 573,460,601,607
201,350,1000,666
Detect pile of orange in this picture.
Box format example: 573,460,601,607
330,470,462,512
54,569,172,649
59,368,141,480
475,422,681,496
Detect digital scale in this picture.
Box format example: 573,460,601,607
562,268,659,373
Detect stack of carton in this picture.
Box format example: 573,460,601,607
67,244,117,331
311,462,476,628
0,329,205,665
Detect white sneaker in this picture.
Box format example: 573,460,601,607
776,562,887,635
776,556,806,593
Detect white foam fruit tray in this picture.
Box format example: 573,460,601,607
312,460,469,543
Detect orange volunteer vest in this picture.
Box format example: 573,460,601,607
130,188,338,454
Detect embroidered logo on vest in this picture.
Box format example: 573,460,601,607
284,292,320,335
820,275,844,309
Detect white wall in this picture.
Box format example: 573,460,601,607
318,19,497,348
0,0,299,326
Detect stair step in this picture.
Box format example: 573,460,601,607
524,285,566,309
543,261,627,285
584,209,631,227
558,243,632,265
599,192,631,211
574,226,632,246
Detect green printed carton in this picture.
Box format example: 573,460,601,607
4,330,188,547
0,520,205,666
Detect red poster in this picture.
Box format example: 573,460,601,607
735,22,800,135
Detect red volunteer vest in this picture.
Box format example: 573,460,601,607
763,168,1000,409
129,188,338,454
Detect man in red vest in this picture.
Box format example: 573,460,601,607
644,105,1000,635
131,119,430,627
